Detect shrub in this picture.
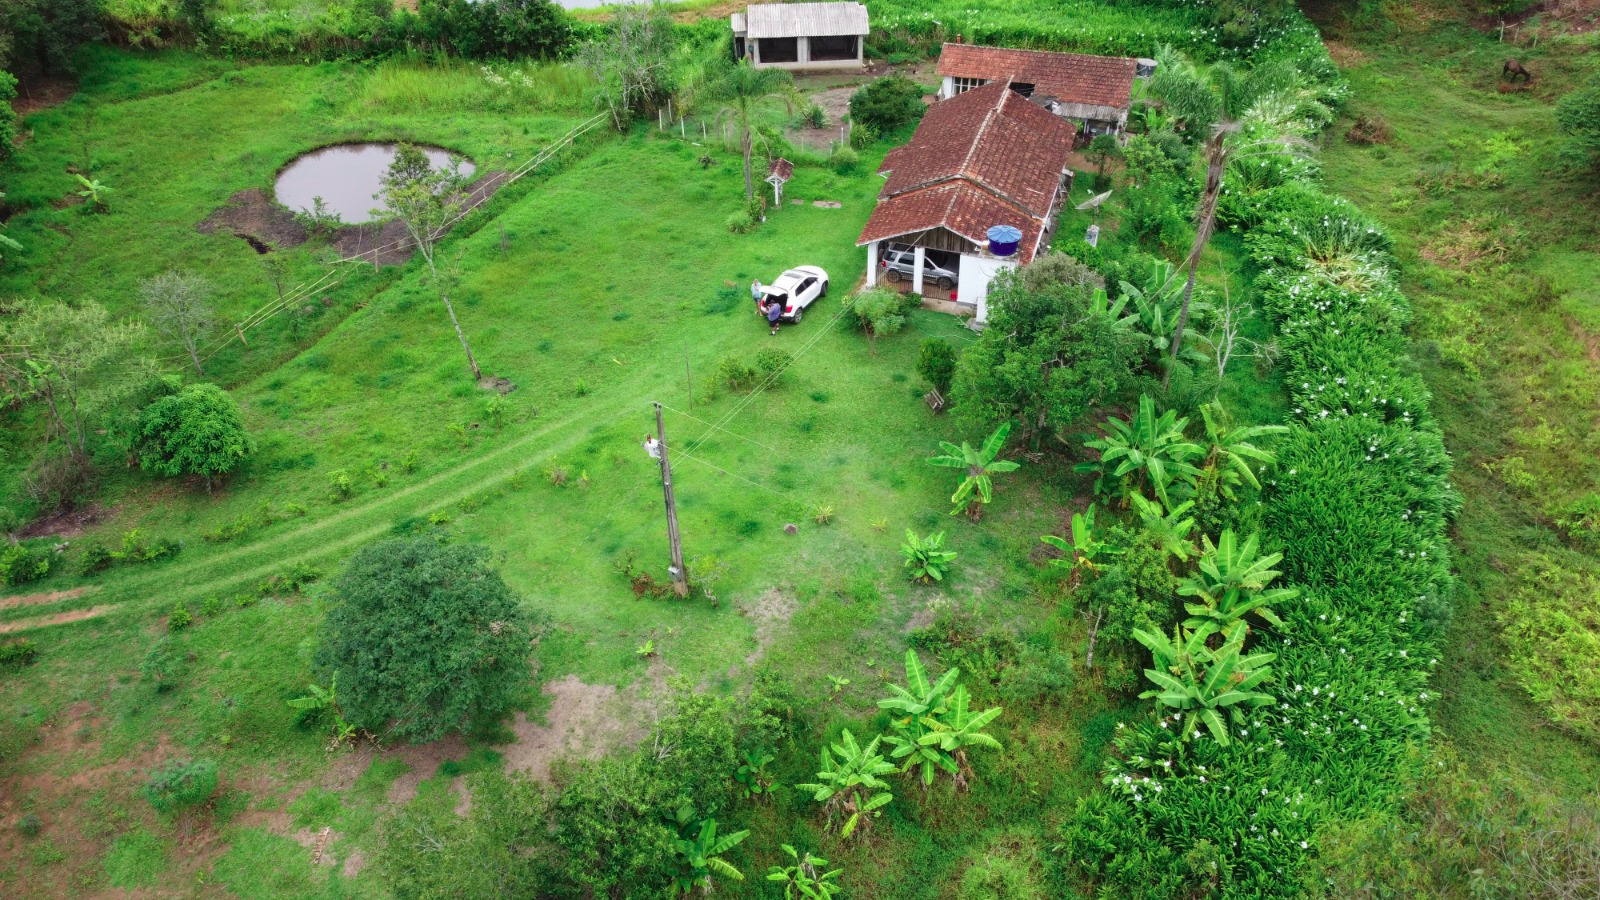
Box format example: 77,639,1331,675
715,354,757,391
167,602,192,631
725,210,756,234
16,812,41,838
0,639,39,671
830,145,859,175
916,338,957,394
848,121,878,149
0,543,50,587
78,542,113,575
849,76,924,134
1556,492,1600,549
143,758,218,814
328,469,355,502
753,348,792,384
141,638,184,692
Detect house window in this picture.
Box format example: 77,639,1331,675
951,77,988,95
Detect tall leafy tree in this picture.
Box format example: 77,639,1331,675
0,0,103,75
711,61,797,202
951,269,1139,446
377,143,481,381
0,298,148,459
1148,48,1301,385
1078,394,1204,507
1179,529,1298,631
1132,620,1276,746
313,535,536,742
135,383,253,493
797,729,896,840
577,0,676,125
139,271,215,376
926,421,1021,520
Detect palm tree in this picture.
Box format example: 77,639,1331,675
711,61,797,202
1077,395,1203,507
796,729,897,840
927,421,1022,520
1148,47,1302,386
1179,529,1298,631
1041,503,1122,587
1132,620,1276,746
669,804,749,895
1198,402,1286,500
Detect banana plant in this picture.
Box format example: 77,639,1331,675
1119,260,1209,369
1132,621,1276,746
1199,402,1287,500
796,729,896,840
901,529,957,584
918,684,1003,791
74,174,113,213
285,673,356,745
1129,491,1197,563
669,804,749,895
1179,529,1298,631
877,649,959,789
767,844,843,899
927,421,1021,520
1041,503,1123,586
1076,394,1203,507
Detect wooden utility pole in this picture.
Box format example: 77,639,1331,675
653,402,689,596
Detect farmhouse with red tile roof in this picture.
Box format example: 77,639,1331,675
856,79,1074,323
935,43,1140,138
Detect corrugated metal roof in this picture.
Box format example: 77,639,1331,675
744,2,868,39
730,12,747,33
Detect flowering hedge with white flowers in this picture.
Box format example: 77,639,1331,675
1057,28,1462,900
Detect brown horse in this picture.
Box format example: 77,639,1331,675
1504,59,1532,82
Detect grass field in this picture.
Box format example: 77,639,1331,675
0,47,1157,896
1317,12,1600,792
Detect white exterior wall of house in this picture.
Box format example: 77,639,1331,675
959,253,1017,324
748,35,863,70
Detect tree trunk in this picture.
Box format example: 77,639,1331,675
1164,136,1227,389
426,256,481,381
188,342,204,377
741,125,754,202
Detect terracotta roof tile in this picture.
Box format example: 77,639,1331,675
857,80,1072,265
936,43,1136,110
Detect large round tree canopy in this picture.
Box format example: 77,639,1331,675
314,536,536,743
135,382,253,482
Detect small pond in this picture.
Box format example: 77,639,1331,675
274,143,476,225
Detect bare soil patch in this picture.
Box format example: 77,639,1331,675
381,734,471,805
10,74,78,117
738,588,798,666
479,375,517,394
0,605,111,634
20,502,110,540
1323,40,1370,68
0,586,95,612
196,188,309,252
497,675,646,782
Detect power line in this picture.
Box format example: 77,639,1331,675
656,401,784,457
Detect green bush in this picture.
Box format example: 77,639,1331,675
141,637,185,692
848,76,924,134
328,469,355,502
725,210,756,234
830,145,860,175
142,758,218,814
752,348,792,384
0,543,51,587
848,121,878,149
916,338,957,394
78,541,113,575
167,602,192,631
135,384,254,490
16,812,41,838
0,639,39,671
715,353,757,391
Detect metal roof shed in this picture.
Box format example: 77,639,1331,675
731,3,868,71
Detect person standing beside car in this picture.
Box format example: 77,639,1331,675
766,296,783,335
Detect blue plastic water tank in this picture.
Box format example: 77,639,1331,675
987,225,1022,257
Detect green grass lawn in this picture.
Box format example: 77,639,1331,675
1319,18,1600,789
0,48,1148,897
